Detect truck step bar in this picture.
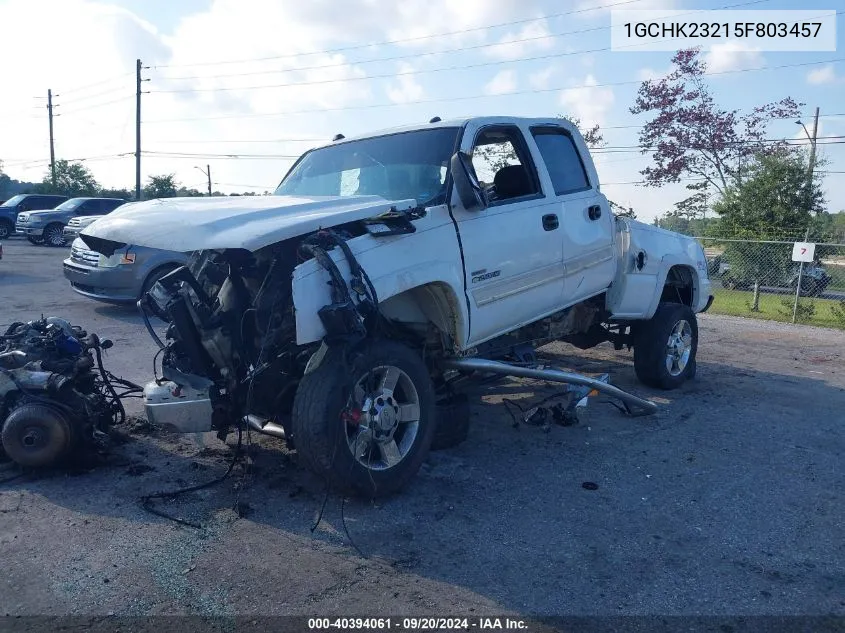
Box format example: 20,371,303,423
440,357,658,416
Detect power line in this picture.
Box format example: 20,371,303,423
58,71,135,96
149,2,788,96
150,0,649,70
142,151,300,159
60,95,136,116
153,0,772,83
144,57,845,124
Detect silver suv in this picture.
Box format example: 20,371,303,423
63,237,188,305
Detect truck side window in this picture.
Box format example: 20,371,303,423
531,128,590,195
470,127,539,204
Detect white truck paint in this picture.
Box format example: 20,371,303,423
82,115,712,352
78,115,715,496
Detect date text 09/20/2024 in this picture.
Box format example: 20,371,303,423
307,617,528,630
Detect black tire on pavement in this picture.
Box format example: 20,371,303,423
430,394,470,451
291,340,436,497
43,223,66,247
1,403,75,468
634,302,699,390
0,220,13,240
27,236,44,245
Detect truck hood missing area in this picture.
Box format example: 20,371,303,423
80,194,415,253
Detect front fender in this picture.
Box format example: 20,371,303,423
291,235,467,346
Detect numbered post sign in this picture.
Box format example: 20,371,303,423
792,242,816,263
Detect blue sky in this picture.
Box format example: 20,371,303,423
1,0,842,222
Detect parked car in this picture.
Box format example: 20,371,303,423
16,197,125,246
80,115,713,496
63,237,187,305
64,200,134,241
0,194,68,239
719,259,831,296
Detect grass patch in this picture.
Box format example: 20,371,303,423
709,288,845,329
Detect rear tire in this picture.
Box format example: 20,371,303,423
634,302,698,390
291,340,436,497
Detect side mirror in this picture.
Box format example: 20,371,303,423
450,151,487,211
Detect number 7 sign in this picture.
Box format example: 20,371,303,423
792,242,816,263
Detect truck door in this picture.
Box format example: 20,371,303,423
528,125,616,304
451,122,565,346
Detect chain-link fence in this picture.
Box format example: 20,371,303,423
697,237,845,329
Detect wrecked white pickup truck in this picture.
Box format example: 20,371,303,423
80,116,713,496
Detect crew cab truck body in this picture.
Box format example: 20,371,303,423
80,116,712,496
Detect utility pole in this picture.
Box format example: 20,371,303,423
136,59,143,201
47,89,56,188
808,106,820,186
195,165,212,196
792,108,820,324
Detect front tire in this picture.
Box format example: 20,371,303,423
27,236,45,245
291,340,436,497
634,302,698,390
0,220,13,240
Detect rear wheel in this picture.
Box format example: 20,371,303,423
634,302,698,390
291,340,436,497
43,223,66,247
0,220,12,240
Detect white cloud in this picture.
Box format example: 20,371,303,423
484,19,554,61
637,67,665,82
704,43,765,74
484,70,517,96
386,63,424,104
558,74,614,128
807,65,837,85
529,67,555,90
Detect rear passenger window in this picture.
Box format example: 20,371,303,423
531,128,590,195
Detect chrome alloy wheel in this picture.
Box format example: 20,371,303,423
665,319,693,377
344,365,421,471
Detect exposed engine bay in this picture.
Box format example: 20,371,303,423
0,317,140,467
137,228,387,441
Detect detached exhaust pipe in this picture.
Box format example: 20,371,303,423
244,414,287,439
440,357,658,416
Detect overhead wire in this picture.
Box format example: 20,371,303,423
151,0,774,83
143,57,845,123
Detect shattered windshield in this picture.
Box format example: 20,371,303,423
275,127,459,206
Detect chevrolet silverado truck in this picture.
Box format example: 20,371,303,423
79,116,713,496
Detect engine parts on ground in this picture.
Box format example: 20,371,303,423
0,317,141,468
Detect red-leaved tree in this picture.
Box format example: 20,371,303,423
630,48,802,197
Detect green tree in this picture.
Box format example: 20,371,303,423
144,174,178,199
176,186,204,197
712,151,824,311
34,160,99,197
100,187,133,200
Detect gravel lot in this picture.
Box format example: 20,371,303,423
0,239,843,621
